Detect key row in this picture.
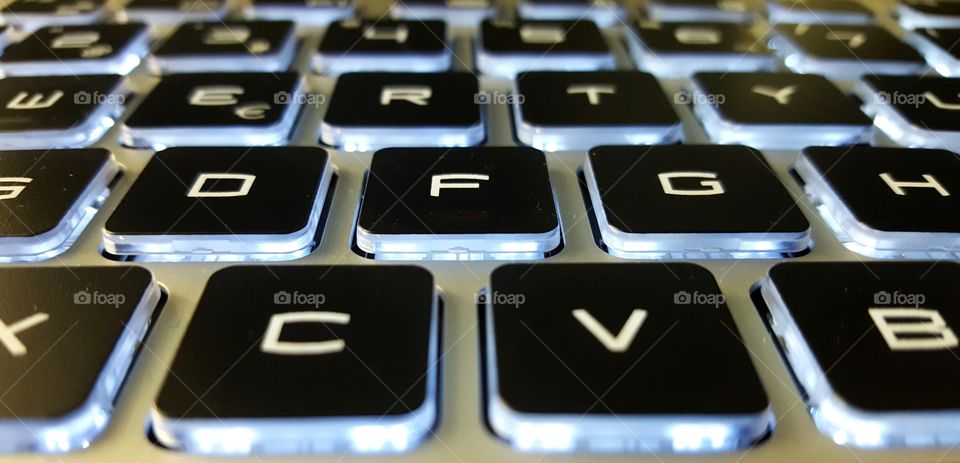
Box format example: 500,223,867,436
3,17,959,79
3,261,959,454
5,71,960,152
2,144,958,262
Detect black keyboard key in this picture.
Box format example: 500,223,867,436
518,0,624,27
797,146,960,257
0,74,124,149
485,263,771,453
244,0,351,26
356,147,560,260
857,75,960,150
476,19,614,78
151,265,439,455
103,146,333,261
150,20,296,74
0,266,160,452
690,72,871,148
121,72,303,148
0,149,117,262
628,21,774,77
321,72,482,150
1,0,106,31
897,0,960,29
766,0,874,25
771,24,926,79
645,0,753,22
390,0,494,27
0,24,148,76
909,27,960,76
120,0,228,28
760,261,960,448
314,19,450,75
586,145,809,258
514,71,681,150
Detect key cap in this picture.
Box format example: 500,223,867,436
0,149,117,262
628,21,775,77
390,0,494,27
690,72,871,149
149,21,296,74
796,146,960,257
485,263,771,453
314,19,450,75
514,71,682,151
476,19,614,78
0,24,149,76
857,75,960,150
908,27,960,76
518,0,624,27
897,0,960,29
121,72,303,148
356,147,560,260
321,72,482,150
0,75,124,149
0,266,161,453
243,0,351,26
645,0,753,23
119,0,228,28
151,265,439,455
1,0,106,31
103,146,333,261
759,261,960,448
586,145,809,258
766,0,874,25
771,24,926,80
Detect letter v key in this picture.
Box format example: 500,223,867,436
572,308,647,353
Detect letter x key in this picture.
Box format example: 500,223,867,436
0,313,49,357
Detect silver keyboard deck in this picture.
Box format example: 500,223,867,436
6,0,958,462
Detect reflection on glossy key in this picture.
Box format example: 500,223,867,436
796,146,960,258
760,261,960,448
119,0,228,28
519,0,624,27
857,74,960,150
121,72,304,148
485,263,772,453
513,71,681,150
476,19,614,78
149,21,296,74
645,0,753,22
0,267,161,453
897,0,960,29
244,0,351,25
0,149,117,262
765,0,875,25
103,146,333,261
690,72,871,148
909,27,960,76
1,0,106,31
151,265,439,455
0,75,125,149
314,19,451,75
628,21,775,77
0,24,149,76
586,145,809,258
390,0,494,27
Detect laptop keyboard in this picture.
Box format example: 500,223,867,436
0,0,959,461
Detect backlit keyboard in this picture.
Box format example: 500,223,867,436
0,0,959,462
